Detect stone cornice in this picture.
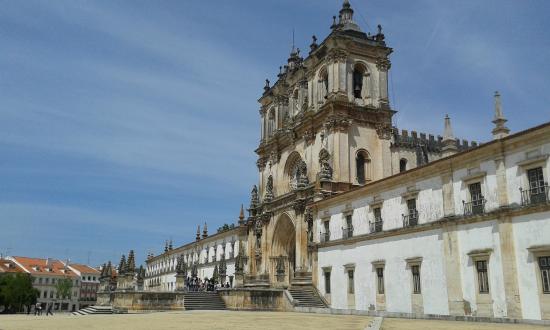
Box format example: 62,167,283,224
316,202,550,249
312,122,550,210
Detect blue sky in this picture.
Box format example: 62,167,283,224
1,0,549,267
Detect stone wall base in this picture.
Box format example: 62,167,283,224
293,306,550,326
218,288,293,311
96,291,184,311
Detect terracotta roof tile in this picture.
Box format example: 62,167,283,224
0,259,25,273
68,263,100,274
11,256,77,278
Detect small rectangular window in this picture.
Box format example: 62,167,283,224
376,267,384,294
324,271,331,294
476,260,489,294
348,270,354,294
374,208,382,221
539,256,550,294
346,215,352,229
412,265,421,294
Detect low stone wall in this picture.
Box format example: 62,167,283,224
218,288,293,311
96,291,184,311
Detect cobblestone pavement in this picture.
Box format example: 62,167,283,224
0,311,370,330
381,317,547,330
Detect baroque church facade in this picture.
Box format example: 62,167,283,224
128,0,550,321
245,0,550,320
246,1,475,286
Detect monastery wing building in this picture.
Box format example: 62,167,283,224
116,0,550,321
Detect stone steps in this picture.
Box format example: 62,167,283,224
183,291,226,310
289,286,327,308
72,305,113,315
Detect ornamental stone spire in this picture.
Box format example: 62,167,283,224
118,254,126,274
442,114,458,157
337,0,361,32
238,204,245,225
492,91,510,139
126,250,136,274
196,225,201,241
202,222,208,239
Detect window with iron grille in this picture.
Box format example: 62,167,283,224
324,271,331,294
348,269,355,294
476,260,489,294
407,199,417,215
376,267,384,294
528,167,546,204
539,256,550,294
323,220,330,242
468,182,484,214
412,265,421,294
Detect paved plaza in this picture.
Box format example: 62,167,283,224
0,311,548,330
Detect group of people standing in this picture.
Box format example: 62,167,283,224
33,302,53,316
185,276,230,292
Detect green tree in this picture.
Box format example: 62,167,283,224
55,278,73,310
0,273,39,313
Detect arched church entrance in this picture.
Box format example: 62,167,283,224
270,213,296,286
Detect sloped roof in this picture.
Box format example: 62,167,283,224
11,256,77,278
0,258,25,273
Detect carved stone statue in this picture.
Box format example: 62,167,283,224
276,256,285,275
250,185,259,211
319,149,333,181
264,175,274,202
297,161,309,188
254,219,263,251
305,208,314,243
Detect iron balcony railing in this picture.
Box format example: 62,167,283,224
463,195,486,216
342,226,354,239
402,210,419,227
369,218,383,233
520,184,549,206
320,231,331,243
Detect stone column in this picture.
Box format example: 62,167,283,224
441,223,465,316
495,155,509,207
498,216,522,318
442,170,455,217
376,58,390,108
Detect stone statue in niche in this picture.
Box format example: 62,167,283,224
319,148,333,181
264,175,274,202
254,219,263,250
297,161,309,188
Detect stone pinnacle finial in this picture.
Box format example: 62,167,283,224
202,222,208,239
196,225,201,241
443,114,454,140
442,114,458,157
118,254,126,274
492,91,510,139
337,0,361,32
239,204,245,224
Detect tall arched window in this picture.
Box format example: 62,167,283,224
356,150,372,185
353,68,363,99
267,109,275,136
318,67,328,102
400,158,407,173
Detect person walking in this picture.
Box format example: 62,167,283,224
46,303,53,316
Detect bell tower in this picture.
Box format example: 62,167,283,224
247,0,395,286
